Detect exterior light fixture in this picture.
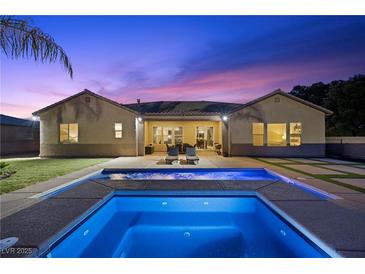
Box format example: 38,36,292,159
222,115,228,121
137,117,143,122
32,115,39,121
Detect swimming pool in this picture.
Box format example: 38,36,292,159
46,193,336,258
96,168,279,181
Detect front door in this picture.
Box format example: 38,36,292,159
196,126,214,149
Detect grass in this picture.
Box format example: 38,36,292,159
0,158,111,194
255,158,365,193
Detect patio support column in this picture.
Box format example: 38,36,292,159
221,119,230,157
135,118,145,156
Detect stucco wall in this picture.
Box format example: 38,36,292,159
228,94,326,157
0,125,40,155
144,120,222,152
39,93,139,157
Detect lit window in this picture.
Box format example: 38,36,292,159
115,123,123,138
290,122,302,146
60,123,78,143
174,127,183,145
252,123,264,146
163,127,173,145
153,127,162,144
267,123,286,146
153,126,183,145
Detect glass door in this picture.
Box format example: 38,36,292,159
196,127,205,149
206,127,214,149
196,126,214,149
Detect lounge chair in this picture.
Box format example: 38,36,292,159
165,147,179,164
186,147,199,165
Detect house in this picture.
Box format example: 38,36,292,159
0,114,40,156
32,89,332,157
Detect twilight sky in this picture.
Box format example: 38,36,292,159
1,16,365,118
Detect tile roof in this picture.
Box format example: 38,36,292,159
230,89,333,115
32,88,333,117
32,89,138,115
125,101,243,116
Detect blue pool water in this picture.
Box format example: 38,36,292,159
96,168,279,181
46,194,333,258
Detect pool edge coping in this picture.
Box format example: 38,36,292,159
41,190,341,259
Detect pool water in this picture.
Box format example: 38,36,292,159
96,168,279,181
46,195,331,258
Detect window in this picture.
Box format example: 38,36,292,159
153,127,163,144
153,126,183,145
115,123,123,138
60,123,78,143
290,122,302,146
163,127,173,144
252,123,264,146
174,127,183,145
267,123,286,146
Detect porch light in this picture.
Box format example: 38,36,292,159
32,115,39,121
137,116,143,122
222,115,228,121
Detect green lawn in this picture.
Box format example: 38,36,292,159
255,158,365,193
0,158,111,194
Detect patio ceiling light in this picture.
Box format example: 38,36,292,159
137,116,143,122
222,115,228,121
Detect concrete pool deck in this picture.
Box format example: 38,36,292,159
2,152,365,218
1,153,365,257
1,153,268,218
1,176,365,258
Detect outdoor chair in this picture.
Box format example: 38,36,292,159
165,143,172,152
214,143,222,155
185,147,199,165
165,147,179,164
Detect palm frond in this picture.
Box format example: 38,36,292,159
0,16,73,78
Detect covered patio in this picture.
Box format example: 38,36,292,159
143,119,225,153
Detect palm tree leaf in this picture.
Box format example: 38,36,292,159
0,16,73,78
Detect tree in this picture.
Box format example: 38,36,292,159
290,75,365,136
0,16,73,78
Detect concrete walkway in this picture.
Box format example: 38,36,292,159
1,152,364,218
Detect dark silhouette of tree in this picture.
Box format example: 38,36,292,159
290,75,365,136
0,16,73,78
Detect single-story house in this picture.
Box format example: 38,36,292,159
0,114,40,156
32,89,332,157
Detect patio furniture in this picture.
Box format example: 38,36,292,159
145,145,154,155
165,147,179,164
165,143,172,152
175,143,183,154
196,139,205,149
186,147,199,165
214,143,222,155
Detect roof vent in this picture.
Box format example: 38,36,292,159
274,97,280,103
85,96,91,103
